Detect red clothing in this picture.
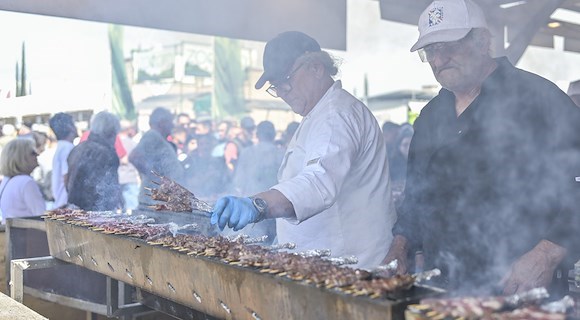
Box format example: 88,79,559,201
80,130,127,159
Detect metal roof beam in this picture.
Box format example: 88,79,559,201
505,0,564,63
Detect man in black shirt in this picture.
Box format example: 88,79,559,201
384,0,580,295
129,107,185,208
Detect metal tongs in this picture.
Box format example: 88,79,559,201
146,170,213,214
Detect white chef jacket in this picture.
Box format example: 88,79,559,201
272,81,396,269
52,140,74,208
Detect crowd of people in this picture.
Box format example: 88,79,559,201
0,109,304,222
1,0,580,298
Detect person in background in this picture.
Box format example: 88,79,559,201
79,119,127,160
129,107,185,209
567,79,580,107
239,116,256,145
17,121,33,139
183,134,229,200
222,125,242,173
118,121,140,211
223,117,255,173
388,123,414,186
384,0,580,295
28,131,52,202
183,134,199,157
194,118,217,155
35,132,57,206
0,124,17,150
211,120,232,158
49,113,78,208
30,131,48,155
229,121,285,243
387,124,414,210
210,31,396,269
67,111,123,211
170,126,189,159
194,118,213,136
275,121,299,150
176,113,191,129
381,121,401,159
233,121,285,196
0,139,45,223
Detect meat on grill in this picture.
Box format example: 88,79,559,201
409,293,569,320
46,208,421,299
145,171,212,213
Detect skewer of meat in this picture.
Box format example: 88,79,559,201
408,288,570,320
145,171,213,213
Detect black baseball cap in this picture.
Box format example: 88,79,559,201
255,31,321,90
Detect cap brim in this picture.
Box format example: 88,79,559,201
410,28,471,52
255,73,269,90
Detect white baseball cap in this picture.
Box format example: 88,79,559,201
411,0,488,52
567,79,580,96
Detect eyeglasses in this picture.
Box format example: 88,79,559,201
418,40,465,63
417,30,476,63
266,63,305,98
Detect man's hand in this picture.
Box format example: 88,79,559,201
501,240,567,295
381,235,410,275
210,196,259,231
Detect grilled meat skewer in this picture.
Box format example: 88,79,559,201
147,171,213,213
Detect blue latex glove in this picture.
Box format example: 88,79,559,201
210,196,259,231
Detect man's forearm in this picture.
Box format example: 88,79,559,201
254,189,296,219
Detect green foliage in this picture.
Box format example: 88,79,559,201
109,25,136,120
15,42,28,97
408,108,419,125
213,37,245,119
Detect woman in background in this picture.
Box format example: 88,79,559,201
0,138,45,223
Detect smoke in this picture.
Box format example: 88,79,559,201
413,63,580,295
67,132,122,211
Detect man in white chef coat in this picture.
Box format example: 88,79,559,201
211,31,396,269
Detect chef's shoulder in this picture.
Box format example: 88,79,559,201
326,89,380,127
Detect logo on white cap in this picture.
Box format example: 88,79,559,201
428,7,444,27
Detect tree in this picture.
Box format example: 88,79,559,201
212,37,245,119
15,42,29,97
109,25,136,120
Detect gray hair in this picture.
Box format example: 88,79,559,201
296,50,340,77
90,111,120,140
